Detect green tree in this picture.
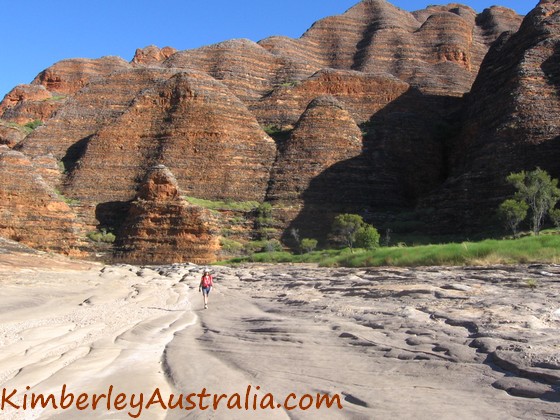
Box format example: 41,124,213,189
549,208,560,229
506,168,560,235
355,225,381,249
332,214,364,251
498,199,528,237
265,239,283,253
300,238,318,254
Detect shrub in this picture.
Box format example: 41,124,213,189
290,228,300,244
332,214,365,251
525,278,538,290
257,227,278,240
332,214,380,252
262,125,283,136
280,80,299,87
265,239,283,253
87,229,116,243
54,188,80,205
24,120,43,130
220,238,244,254
498,199,528,237
549,208,560,228
255,202,274,229
300,238,318,254
355,225,380,250
183,196,259,212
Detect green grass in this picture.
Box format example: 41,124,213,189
1,120,37,135
217,234,560,267
44,95,66,101
184,196,260,212
53,189,80,205
86,229,116,244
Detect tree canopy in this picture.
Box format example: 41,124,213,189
332,214,380,251
504,168,560,235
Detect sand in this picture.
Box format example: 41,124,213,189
0,241,559,419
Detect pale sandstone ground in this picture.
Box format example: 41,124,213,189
0,239,559,419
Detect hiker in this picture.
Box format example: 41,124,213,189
199,269,213,309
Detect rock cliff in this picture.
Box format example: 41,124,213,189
64,70,276,231
115,165,219,264
0,0,545,261
0,148,84,254
422,0,560,233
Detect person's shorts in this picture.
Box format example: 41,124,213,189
202,286,211,295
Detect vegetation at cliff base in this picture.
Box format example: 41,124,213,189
501,168,560,235
86,228,116,244
218,233,560,268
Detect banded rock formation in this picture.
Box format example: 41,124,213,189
268,96,363,202
116,165,219,264
422,0,560,233
19,68,179,161
164,39,290,103
132,45,178,66
0,148,84,254
259,1,522,97
64,70,276,229
0,121,27,148
0,0,537,259
0,56,132,126
0,84,64,125
252,68,410,127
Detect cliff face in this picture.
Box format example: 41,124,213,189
65,70,276,226
422,0,560,233
116,165,219,264
267,96,363,213
0,0,542,261
0,148,84,254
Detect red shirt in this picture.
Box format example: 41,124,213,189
201,274,213,288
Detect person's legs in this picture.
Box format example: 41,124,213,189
202,287,210,308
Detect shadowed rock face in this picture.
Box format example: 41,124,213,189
116,165,219,264
422,0,560,233
267,96,363,205
0,1,538,259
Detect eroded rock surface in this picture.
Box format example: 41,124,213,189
116,165,220,264
0,240,557,417
0,149,84,254
210,263,560,405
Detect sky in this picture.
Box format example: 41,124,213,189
1,1,536,100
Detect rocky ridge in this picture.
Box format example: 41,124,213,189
420,0,560,233
0,0,542,262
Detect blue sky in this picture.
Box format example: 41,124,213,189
1,1,535,100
